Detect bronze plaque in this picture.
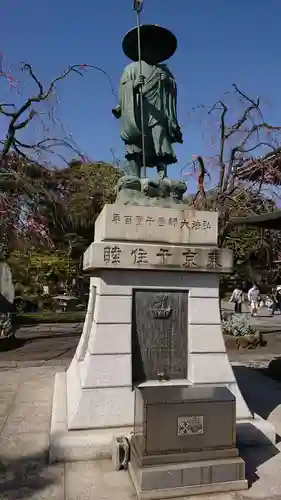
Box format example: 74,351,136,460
132,289,188,385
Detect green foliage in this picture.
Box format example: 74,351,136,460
8,249,75,296
0,154,59,249
14,294,41,313
2,158,120,309
1,155,120,252
223,221,281,285
48,160,121,247
221,314,257,337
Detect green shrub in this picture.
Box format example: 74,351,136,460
15,311,85,325
14,295,41,313
0,313,13,338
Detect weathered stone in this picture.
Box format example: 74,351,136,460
129,456,247,498
116,175,142,192
2,400,52,434
94,204,218,245
49,203,274,466
84,241,232,273
115,188,189,207
0,432,49,460
129,385,247,498
133,385,236,460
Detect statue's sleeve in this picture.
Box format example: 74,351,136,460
119,64,135,85
118,64,141,143
112,65,135,118
161,66,182,143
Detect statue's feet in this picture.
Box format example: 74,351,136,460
170,180,187,201
116,175,141,193
142,178,161,198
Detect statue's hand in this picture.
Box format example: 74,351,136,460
134,75,145,90
160,71,170,83
112,106,121,119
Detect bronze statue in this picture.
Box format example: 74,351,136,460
113,19,186,206
113,25,182,181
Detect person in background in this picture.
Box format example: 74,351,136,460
265,293,275,316
248,283,260,317
273,285,281,314
229,285,244,313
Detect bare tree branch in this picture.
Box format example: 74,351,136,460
0,62,116,164
185,84,281,245
241,142,277,154
232,84,258,106
21,63,44,95
0,103,16,117
218,102,227,191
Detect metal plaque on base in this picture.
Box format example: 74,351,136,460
132,289,188,385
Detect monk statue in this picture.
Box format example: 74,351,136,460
112,25,183,181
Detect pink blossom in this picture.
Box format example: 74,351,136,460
5,73,19,87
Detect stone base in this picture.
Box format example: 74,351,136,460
49,203,276,461
129,453,247,500
69,270,255,427
49,373,276,463
49,372,132,463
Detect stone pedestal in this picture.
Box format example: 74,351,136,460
129,385,247,499
49,204,275,463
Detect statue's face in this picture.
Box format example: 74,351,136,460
142,47,158,65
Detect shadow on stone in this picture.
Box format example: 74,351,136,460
0,336,26,352
233,365,281,424
238,432,279,487
263,357,281,382
0,449,59,499
0,327,82,354
24,331,81,342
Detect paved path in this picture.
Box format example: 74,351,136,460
0,312,281,498
0,301,281,368
1,302,281,368
1,365,281,498
0,324,81,367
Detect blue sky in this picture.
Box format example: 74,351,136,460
1,0,281,190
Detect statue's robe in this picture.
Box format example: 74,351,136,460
116,61,182,167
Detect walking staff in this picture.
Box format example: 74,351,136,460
133,0,146,177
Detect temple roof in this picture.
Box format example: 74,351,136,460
236,149,281,185
231,210,281,229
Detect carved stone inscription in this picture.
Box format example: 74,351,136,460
178,416,204,436
132,290,188,386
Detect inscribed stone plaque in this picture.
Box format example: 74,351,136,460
83,241,233,273
94,204,218,245
177,416,204,436
132,289,188,385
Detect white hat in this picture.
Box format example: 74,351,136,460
277,286,281,291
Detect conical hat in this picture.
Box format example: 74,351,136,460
122,24,177,64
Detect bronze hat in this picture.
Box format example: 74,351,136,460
122,24,177,63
